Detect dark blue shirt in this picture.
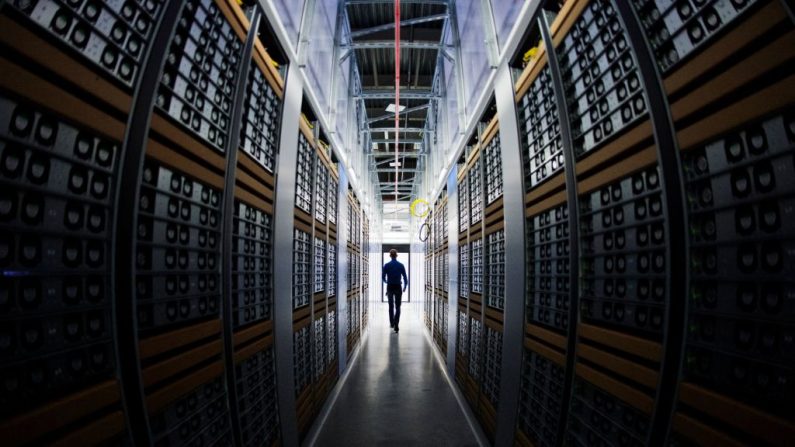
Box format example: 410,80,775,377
382,259,408,287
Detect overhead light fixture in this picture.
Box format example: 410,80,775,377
385,103,406,113
389,161,402,167
371,142,378,151
384,131,389,140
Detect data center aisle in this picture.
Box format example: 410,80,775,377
313,301,479,446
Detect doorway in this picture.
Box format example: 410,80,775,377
381,244,410,302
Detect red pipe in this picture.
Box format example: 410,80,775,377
394,0,400,206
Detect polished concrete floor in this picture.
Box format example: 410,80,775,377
313,300,479,446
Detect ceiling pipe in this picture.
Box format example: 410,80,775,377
394,0,400,209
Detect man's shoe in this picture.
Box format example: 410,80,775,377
390,323,394,328
394,326,399,333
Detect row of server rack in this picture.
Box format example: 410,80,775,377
346,192,370,356
424,188,450,353
422,0,794,445
425,116,507,439
291,118,370,442
0,1,373,446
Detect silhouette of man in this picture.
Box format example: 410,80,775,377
382,249,408,333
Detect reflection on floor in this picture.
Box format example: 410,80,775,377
313,301,479,446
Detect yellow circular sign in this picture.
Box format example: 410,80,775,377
410,199,430,218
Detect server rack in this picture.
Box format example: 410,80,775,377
506,0,795,446
0,1,376,445
425,189,450,354
444,115,507,442
421,0,795,445
0,1,290,446
0,82,134,445
0,0,174,443
362,214,370,332
289,114,342,442
424,211,434,332
345,190,366,356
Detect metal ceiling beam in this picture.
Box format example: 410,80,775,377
372,152,421,157
375,160,419,170
344,40,450,50
349,13,449,38
366,102,430,124
380,179,416,185
447,0,468,131
297,0,317,67
371,138,422,144
357,90,438,100
339,0,386,206
339,48,353,63
379,187,415,192
368,127,425,133
380,191,414,196
374,161,394,169
340,0,450,209
380,185,415,191
327,0,347,131
479,0,500,67
370,50,380,87
379,180,415,186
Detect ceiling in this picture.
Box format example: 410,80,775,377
343,0,449,203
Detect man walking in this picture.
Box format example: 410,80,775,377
382,249,408,333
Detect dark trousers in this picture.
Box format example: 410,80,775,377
386,284,402,327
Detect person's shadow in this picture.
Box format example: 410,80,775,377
387,330,400,380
